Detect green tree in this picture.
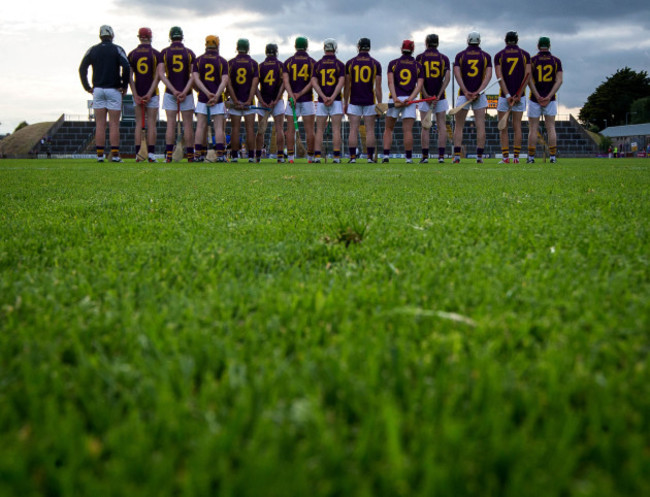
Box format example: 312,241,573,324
630,96,650,124
579,67,650,130
14,121,29,133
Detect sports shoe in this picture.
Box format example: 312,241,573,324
367,158,375,164
97,155,105,163
248,158,255,163
230,158,238,163
165,158,172,163
217,157,226,163
405,159,413,164
419,158,429,164
382,158,390,163
348,158,356,164
148,155,158,163
438,158,445,164
111,156,124,163
135,156,145,163
476,158,483,164
288,159,294,164
550,157,557,163
277,158,285,163
526,158,535,164
194,156,205,162
333,158,341,164
513,158,520,164
452,157,460,164
498,158,510,164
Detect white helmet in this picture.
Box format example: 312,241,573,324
324,38,337,52
99,25,114,39
467,31,481,45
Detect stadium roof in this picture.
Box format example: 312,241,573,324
601,123,650,138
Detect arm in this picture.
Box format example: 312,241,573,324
540,70,563,107
476,66,493,96
438,70,450,100
245,77,259,106
454,65,469,99
409,77,424,102
192,71,215,103
375,74,383,103
282,71,295,103
387,72,398,104
157,62,178,98
79,50,93,94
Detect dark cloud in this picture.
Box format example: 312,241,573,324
116,0,650,109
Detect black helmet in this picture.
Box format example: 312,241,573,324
265,43,278,56
425,33,439,48
505,31,518,44
357,37,371,51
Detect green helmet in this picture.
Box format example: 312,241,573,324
538,36,551,49
169,26,183,41
237,38,250,53
295,36,308,50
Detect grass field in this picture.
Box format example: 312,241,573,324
1,158,649,496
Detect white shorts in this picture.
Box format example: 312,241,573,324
285,100,316,117
347,104,377,117
386,98,417,119
454,94,488,111
257,100,284,117
497,96,527,113
528,100,558,118
196,101,226,116
418,99,450,114
228,104,257,117
162,92,195,112
316,101,343,117
135,95,159,110
93,88,122,111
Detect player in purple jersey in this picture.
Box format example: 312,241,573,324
79,25,130,162
344,37,382,163
192,35,229,162
382,40,423,163
452,31,492,163
495,31,531,164
158,26,196,162
227,39,259,162
256,43,286,162
312,39,346,163
527,37,563,163
283,37,316,162
416,33,451,163
128,27,161,162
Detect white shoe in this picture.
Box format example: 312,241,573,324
333,158,341,164
405,159,413,164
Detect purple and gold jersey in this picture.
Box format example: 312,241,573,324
387,54,423,99
454,46,492,94
258,56,285,103
228,53,259,102
530,51,562,103
193,50,228,104
494,45,531,97
313,54,345,102
345,53,382,106
160,41,196,94
416,48,450,100
128,44,161,97
284,51,316,103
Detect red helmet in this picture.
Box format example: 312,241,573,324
138,27,152,39
401,40,414,53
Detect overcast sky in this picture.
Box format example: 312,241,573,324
1,0,649,134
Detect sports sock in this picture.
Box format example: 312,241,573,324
349,147,356,159
111,146,119,157
513,146,520,158
477,147,484,159
165,144,173,161
96,146,104,158
528,146,536,157
438,147,445,159
421,148,429,159
406,150,412,160
366,147,375,159
501,148,509,159
550,146,557,156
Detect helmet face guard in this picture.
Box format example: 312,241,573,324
505,31,518,44
425,33,439,48
138,27,152,40
237,38,250,53
401,39,415,54
324,38,337,52
467,31,481,45
357,37,371,51
295,36,308,50
169,26,183,41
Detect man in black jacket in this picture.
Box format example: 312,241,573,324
80,25,130,162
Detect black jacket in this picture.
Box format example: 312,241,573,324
79,40,130,92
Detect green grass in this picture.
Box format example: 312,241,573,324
1,158,649,496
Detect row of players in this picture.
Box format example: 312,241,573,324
79,26,562,164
